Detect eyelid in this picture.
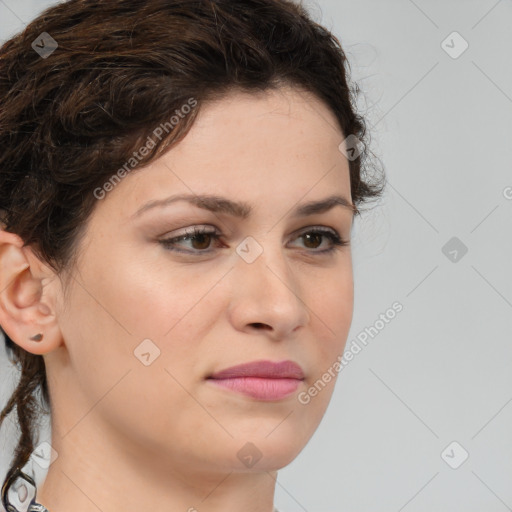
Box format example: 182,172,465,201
159,223,343,242
293,224,337,236
160,224,221,239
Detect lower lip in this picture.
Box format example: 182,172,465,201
207,377,302,401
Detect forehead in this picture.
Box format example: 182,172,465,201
189,86,345,156
95,86,352,221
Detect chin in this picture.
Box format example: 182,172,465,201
224,426,313,472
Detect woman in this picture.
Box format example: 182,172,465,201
0,0,384,511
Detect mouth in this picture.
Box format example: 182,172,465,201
206,360,305,401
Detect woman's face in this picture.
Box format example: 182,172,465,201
48,86,354,476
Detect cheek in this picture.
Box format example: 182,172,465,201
56,276,210,452
63,249,221,384
311,262,354,349
75,241,207,341
302,264,353,403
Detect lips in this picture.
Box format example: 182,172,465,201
206,360,305,401
208,360,305,380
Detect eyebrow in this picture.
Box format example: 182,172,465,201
131,193,358,220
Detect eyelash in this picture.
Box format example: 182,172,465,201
159,226,349,256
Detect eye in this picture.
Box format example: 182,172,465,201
158,225,349,255
290,227,349,254
159,226,223,254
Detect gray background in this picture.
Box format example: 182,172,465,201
1,1,511,511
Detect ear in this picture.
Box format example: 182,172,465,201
0,228,63,355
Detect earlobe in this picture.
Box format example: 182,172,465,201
0,229,62,355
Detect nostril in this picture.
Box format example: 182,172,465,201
251,322,270,330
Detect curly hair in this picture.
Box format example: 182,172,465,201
0,0,385,505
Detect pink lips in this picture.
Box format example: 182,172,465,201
207,360,305,401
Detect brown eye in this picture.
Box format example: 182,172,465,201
302,232,323,249
292,227,349,254
159,226,222,254
188,232,213,250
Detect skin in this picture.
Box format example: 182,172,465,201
0,86,354,512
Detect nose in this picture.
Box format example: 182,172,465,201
227,240,311,340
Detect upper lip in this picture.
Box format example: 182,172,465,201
208,360,305,380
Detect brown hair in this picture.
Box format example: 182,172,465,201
0,0,384,503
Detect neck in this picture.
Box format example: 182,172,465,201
36,428,278,512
